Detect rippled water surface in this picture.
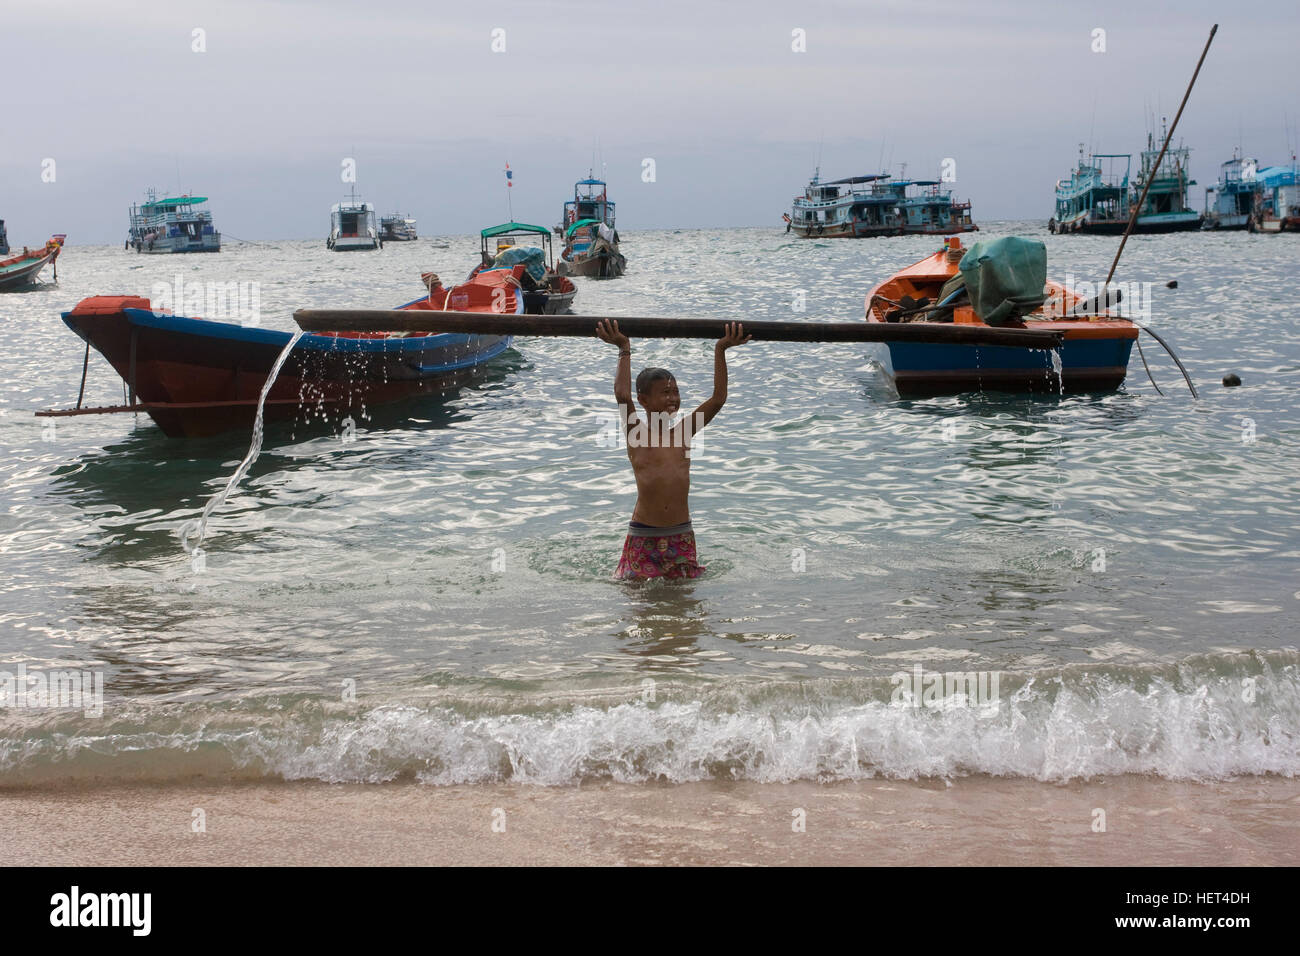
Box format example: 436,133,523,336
1,225,1297,784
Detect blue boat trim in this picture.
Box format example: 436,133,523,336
112,308,510,356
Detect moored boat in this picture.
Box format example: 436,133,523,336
558,176,625,277
1050,149,1133,234
898,180,979,235
127,191,220,252
0,236,65,291
1250,162,1300,233
865,236,1136,397
380,213,418,241
469,222,577,313
1051,131,1201,234
560,219,625,277
1129,125,1201,232
788,169,976,238
328,191,380,250
1202,151,1260,230
40,268,533,437
789,171,902,238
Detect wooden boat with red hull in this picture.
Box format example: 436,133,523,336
0,236,64,291
865,236,1137,397
42,267,530,438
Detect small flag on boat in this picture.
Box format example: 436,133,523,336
505,162,512,188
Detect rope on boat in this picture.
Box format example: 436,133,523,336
1134,336,1165,397
1132,321,1198,399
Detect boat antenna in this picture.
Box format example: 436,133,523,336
1087,92,1098,157
1105,24,1217,290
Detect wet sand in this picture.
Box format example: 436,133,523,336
2,775,1297,866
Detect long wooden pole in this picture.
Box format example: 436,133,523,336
1104,24,1217,288
293,309,1065,350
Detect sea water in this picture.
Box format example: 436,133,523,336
0,224,1297,786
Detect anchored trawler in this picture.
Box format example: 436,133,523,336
1250,161,1300,232
126,190,220,253
787,169,977,238
1129,124,1201,231
1202,151,1261,230
328,190,380,251
1051,129,1201,234
380,213,418,241
558,176,624,277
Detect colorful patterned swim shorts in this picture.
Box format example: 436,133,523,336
615,521,706,580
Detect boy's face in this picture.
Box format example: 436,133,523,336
638,377,680,415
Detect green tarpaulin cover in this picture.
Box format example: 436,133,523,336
956,236,1048,326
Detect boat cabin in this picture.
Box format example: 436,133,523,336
328,193,379,250
562,178,615,232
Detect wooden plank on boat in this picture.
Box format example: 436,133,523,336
293,310,1065,350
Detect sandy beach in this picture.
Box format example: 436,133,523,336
3,775,1296,866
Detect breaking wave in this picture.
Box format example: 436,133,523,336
1,650,1296,787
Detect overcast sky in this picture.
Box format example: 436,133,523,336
3,0,1296,243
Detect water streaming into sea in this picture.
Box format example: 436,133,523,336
1,224,1298,788
180,329,306,558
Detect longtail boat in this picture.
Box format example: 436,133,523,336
39,267,533,438
468,222,577,313
0,236,64,291
865,236,1137,397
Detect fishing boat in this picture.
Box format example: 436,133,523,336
470,222,577,313
127,191,220,252
380,213,418,241
1050,150,1133,234
1128,125,1201,231
898,181,978,235
560,219,625,277
1201,151,1260,230
788,169,976,238
1250,162,1300,233
0,236,65,291
328,191,379,250
865,235,1136,397
558,176,625,277
39,267,534,438
789,171,902,238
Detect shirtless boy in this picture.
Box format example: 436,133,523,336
595,319,750,579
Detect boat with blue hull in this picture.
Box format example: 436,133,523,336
865,236,1136,397
40,265,535,437
1251,162,1300,232
1202,151,1261,230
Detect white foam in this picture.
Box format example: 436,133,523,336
3,654,1294,787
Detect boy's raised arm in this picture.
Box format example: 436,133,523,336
693,322,750,430
596,319,632,402
596,319,635,426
